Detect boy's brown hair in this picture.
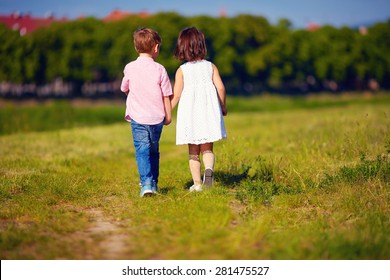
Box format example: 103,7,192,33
174,27,207,62
133,28,161,54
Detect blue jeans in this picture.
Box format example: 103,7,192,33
131,120,163,188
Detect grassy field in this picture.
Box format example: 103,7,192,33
0,93,389,260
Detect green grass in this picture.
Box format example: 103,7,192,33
0,94,389,259
0,99,125,135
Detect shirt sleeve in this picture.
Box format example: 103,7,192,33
120,66,129,93
160,67,173,97
120,77,129,93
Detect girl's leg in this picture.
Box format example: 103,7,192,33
188,144,202,187
200,143,214,187
200,143,214,171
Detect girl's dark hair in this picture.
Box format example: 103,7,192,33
174,27,207,62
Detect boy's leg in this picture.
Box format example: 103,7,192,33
188,144,202,189
131,121,153,196
149,122,163,193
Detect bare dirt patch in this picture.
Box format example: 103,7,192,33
85,209,128,259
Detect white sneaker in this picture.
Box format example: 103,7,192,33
189,184,203,192
140,185,153,197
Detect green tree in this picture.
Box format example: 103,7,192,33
0,24,24,82
1,14,390,94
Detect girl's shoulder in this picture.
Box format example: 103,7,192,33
199,59,211,65
181,60,211,67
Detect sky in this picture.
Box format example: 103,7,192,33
0,0,389,28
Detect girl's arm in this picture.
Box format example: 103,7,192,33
163,96,172,125
170,68,184,110
212,64,227,116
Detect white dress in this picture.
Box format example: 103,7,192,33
176,60,227,145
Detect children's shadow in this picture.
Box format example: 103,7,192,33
215,171,248,188
158,187,175,195
183,171,248,190
160,170,248,193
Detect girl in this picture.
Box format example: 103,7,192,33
171,27,227,192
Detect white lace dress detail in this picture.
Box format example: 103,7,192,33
176,60,227,145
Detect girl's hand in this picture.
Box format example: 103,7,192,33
222,106,227,116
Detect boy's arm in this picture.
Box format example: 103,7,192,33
212,63,227,116
170,68,184,109
120,66,130,95
160,67,173,125
120,76,129,96
163,96,172,125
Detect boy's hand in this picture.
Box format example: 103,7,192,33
164,117,171,125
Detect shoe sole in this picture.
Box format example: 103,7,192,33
203,169,214,187
140,190,153,197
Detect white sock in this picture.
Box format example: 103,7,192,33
202,151,215,171
189,159,202,185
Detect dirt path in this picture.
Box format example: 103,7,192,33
86,209,128,259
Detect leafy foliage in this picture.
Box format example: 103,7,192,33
1,15,390,95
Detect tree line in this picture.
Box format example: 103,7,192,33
1,13,390,97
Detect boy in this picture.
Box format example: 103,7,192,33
120,28,172,197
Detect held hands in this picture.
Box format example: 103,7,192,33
164,117,172,125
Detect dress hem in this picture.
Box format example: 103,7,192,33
176,136,227,145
